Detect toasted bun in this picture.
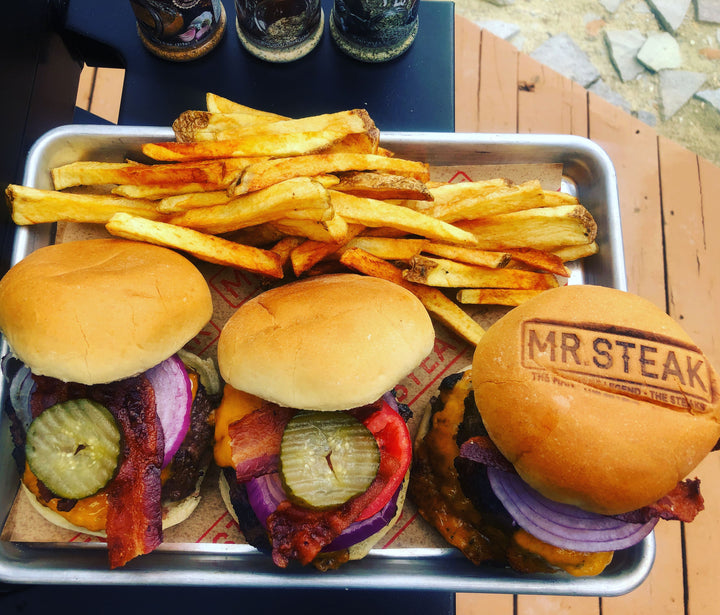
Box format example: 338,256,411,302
0,239,213,384
217,274,435,411
472,284,720,516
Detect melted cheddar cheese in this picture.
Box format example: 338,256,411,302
512,529,613,576
213,384,265,468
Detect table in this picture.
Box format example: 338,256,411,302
453,16,720,615
3,6,720,614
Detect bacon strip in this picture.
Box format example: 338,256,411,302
615,479,704,524
229,404,294,482
30,374,164,569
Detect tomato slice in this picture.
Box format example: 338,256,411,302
354,398,412,522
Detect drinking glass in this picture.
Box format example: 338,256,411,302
330,0,419,62
235,0,324,62
129,0,227,61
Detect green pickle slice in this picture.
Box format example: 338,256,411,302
280,411,380,509
25,398,122,500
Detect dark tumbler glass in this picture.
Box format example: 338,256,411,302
330,0,419,62
234,0,323,62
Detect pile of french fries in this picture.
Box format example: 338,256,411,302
5,93,599,346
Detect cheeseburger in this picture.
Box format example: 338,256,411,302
213,274,435,569
0,238,222,568
411,284,720,576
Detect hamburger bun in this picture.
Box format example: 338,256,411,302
217,273,435,411
0,238,213,385
472,284,720,516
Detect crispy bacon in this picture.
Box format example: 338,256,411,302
30,374,164,569
615,479,704,524
229,404,294,482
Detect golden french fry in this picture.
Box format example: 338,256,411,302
290,224,363,276
232,153,430,195
455,205,597,250
504,247,570,277
112,182,226,200
106,213,284,278
421,243,510,269
341,236,426,261
332,171,433,201
51,158,255,190
541,190,580,207
270,236,305,265
271,212,351,243
456,288,545,306
143,109,376,161
6,184,164,225
429,180,545,223
205,93,290,118
168,177,330,235
330,191,478,247
323,131,381,155
403,255,559,290
339,248,485,346
552,241,599,262
173,111,282,142
156,191,233,213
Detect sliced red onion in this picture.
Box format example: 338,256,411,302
381,391,399,413
487,467,658,552
8,363,35,430
145,355,192,468
246,472,401,552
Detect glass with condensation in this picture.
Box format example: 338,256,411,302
129,0,227,61
329,0,419,62
234,0,324,62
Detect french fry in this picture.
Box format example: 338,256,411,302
330,191,478,246
106,213,284,278
341,236,426,261
173,111,282,142
339,248,485,346
271,212,351,243
403,255,559,290
168,177,330,235
51,158,255,190
232,153,430,195
332,171,433,201
455,205,598,250
270,236,305,266
456,288,545,306
156,191,233,213
429,180,546,222
324,131,381,155
290,224,364,276
205,93,289,119
421,242,510,269
143,109,376,161
6,184,164,225
541,190,580,207
552,241,599,262
112,182,226,200
504,247,570,277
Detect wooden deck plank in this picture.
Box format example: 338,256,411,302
456,592,514,615
658,136,720,615
586,93,666,309
517,54,588,137
477,29,518,133
87,67,124,124
454,16,482,133
517,595,600,614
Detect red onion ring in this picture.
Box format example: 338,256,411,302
487,467,657,552
246,472,401,552
145,355,193,468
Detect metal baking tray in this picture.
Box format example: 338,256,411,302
0,125,651,593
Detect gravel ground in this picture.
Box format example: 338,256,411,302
452,0,720,166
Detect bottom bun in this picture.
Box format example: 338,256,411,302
219,471,409,563
22,470,207,538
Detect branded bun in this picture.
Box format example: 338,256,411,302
217,274,435,411
0,239,213,385
472,284,720,516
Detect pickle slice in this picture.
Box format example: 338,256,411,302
280,411,380,509
25,399,122,500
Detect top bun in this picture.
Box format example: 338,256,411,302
472,284,720,516
0,239,213,384
218,274,435,411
